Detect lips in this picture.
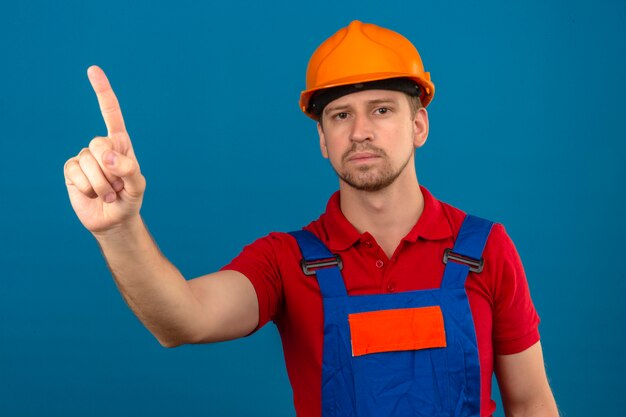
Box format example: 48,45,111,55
346,152,381,162
346,152,380,161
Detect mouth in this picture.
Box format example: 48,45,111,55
346,152,381,163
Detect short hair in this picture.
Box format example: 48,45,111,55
407,94,424,118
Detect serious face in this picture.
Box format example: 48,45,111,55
317,89,428,192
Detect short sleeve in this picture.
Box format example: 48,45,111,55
492,225,541,355
220,233,287,332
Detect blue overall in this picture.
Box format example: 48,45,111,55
290,214,494,417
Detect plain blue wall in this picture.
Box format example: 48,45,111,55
1,0,624,416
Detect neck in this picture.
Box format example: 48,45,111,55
339,168,424,259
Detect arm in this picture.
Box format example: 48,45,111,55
495,341,559,417
64,66,258,347
94,217,259,347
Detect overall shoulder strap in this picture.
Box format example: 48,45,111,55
441,215,494,289
289,230,347,298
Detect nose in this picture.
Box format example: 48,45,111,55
349,113,374,143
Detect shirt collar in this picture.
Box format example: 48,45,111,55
321,191,362,251
321,185,453,252
403,185,453,242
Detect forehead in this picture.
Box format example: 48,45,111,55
324,89,407,110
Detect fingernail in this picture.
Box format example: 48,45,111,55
104,151,117,166
112,180,124,192
104,192,116,203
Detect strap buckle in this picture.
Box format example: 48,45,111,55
443,248,484,273
300,255,343,276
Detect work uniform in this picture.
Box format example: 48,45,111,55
223,186,540,417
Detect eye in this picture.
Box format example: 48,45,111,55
334,112,349,120
375,107,390,115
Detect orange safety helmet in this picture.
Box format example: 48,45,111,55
300,20,435,120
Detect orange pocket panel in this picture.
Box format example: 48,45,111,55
348,306,446,357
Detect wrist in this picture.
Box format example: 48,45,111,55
92,215,146,246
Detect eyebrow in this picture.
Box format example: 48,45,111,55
324,98,400,115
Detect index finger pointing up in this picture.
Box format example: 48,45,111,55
87,65,127,137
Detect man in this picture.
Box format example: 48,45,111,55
63,20,559,417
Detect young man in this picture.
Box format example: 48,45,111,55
64,20,558,417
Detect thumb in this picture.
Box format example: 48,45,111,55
102,150,145,196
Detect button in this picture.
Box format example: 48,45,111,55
375,260,384,268
363,241,372,248
387,283,396,292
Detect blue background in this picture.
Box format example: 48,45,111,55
1,0,625,416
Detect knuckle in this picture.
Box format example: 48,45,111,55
100,102,120,115
77,148,90,161
65,166,96,198
63,158,77,174
135,172,146,187
115,156,136,176
76,182,97,198
65,159,81,176
125,161,138,176
76,155,109,192
89,136,110,151
93,180,113,197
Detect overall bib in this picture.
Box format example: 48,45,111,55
290,215,494,417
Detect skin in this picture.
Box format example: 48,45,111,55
318,89,428,259
64,67,559,416
64,66,259,345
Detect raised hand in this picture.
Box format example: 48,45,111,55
64,66,146,234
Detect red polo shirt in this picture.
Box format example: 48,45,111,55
222,185,540,417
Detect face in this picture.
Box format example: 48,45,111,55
317,89,428,192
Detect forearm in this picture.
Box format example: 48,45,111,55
66,67,256,347
93,215,203,347
504,400,559,417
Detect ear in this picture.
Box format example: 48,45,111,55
318,122,329,159
413,107,429,149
